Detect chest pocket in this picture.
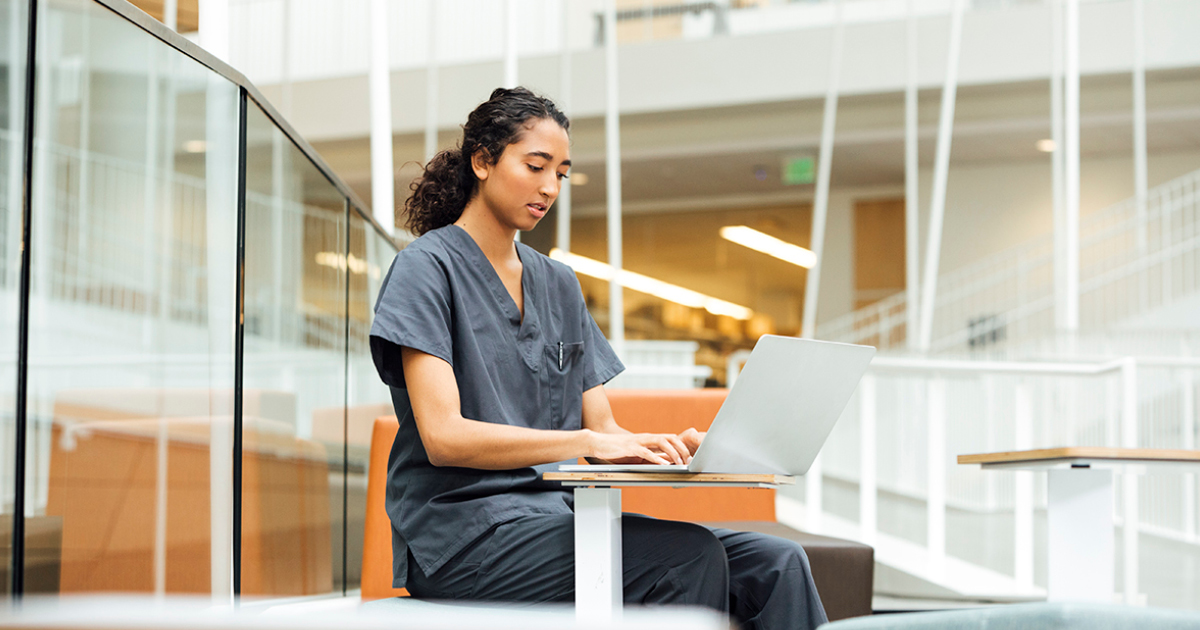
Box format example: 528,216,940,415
543,341,585,429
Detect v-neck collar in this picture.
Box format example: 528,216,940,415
449,225,538,333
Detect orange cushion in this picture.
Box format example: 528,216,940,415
361,416,408,600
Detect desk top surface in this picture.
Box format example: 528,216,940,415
543,471,795,488
958,447,1200,469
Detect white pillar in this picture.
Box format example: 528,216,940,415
916,0,965,352
164,0,178,30
800,0,844,340
806,454,823,533
604,0,624,357
198,0,230,62
368,0,395,234
1064,0,1081,330
1052,0,1068,329
556,0,572,253
425,0,439,163
1132,0,1148,254
904,0,920,350
504,0,519,88
203,75,237,603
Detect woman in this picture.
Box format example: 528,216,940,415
369,87,827,630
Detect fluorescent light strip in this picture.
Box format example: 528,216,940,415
719,226,816,269
550,249,754,321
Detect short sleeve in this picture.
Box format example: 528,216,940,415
579,292,625,391
369,249,454,389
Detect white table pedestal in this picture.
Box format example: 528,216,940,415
574,487,623,622
1047,468,1114,602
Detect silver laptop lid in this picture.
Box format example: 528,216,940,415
688,336,875,475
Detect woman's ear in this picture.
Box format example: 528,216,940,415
470,149,491,182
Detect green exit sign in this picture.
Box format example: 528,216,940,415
782,156,815,185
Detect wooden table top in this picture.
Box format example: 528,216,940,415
958,447,1200,468
543,471,795,488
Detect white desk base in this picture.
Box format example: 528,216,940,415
574,487,623,622
552,474,791,622
1047,468,1114,603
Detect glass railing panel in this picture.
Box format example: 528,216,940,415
344,208,394,591
0,0,29,596
241,98,346,597
24,0,240,595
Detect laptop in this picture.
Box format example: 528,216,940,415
559,335,875,476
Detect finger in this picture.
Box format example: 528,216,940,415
667,435,692,463
655,436,685,465
640,447,670,465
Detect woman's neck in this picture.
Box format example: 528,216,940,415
455,200,519,265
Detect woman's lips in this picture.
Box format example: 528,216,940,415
527,204,547,218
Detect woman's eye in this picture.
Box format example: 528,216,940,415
557,172,568,181
527,164,543,172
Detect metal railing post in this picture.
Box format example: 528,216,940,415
1121,358,1139,604
859,374,877,545
1014,379,1035,586
927,377,946,569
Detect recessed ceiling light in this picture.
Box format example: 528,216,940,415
719,226,816,269
570,172,589,186
549,248,754,320
183,140,207,153
1036,139,1056,153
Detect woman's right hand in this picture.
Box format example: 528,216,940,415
586,430,692,465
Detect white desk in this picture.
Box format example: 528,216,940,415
543,471,794,621
958,447,1200,604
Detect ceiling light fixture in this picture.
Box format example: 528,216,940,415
183,140,207,154
1036,139,1056,153
719,226,816,269
570,173,589,186
549,248,754,320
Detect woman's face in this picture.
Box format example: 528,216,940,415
473,117,571,233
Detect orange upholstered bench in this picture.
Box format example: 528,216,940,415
360,390,873,620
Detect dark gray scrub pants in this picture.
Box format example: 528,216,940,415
405,513,828,630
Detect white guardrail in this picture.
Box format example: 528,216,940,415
818,167,1200,354
788,354,1199,601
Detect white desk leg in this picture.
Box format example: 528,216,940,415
574,487,622,621
1047,468,1114,602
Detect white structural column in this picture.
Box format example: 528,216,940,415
916,0,965,352
424,0,439,163
1132,0,1148,254
1052,0,1068,329
904,0,920,350
199,0,234,602
504,0,519,88
604,0,625,357
1181,368,1196,541
556,0,573,253
368,0,395,234
1063,0,1081,330
800,0,844,340
164,0,177,30
1047,468,1114,602
574,488,622,621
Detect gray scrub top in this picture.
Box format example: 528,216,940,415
369,224,624,587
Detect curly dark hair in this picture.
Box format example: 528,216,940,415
403,87,570,237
